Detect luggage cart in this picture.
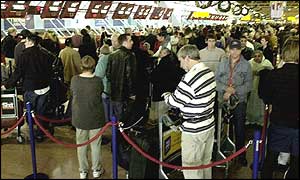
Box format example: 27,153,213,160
1,88,25,143
214,105,236,178
158,111,183,179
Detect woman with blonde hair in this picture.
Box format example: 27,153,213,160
70,55,105,179
40,30,61,55
260,36,299,179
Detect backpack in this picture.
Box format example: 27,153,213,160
39,46,67,114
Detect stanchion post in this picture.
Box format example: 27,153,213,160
259,105,269,170
24,102,49,179
25,102,37,179
111,115,118,179
252,130,261,179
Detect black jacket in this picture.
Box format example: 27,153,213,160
259,63,299,128
4,46,54,91
106,46,136,101
258,45,273,65
1,35,17,58
241,47,254,61
150,54,185,101
79,34,98,62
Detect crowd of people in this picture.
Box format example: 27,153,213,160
1,22,298,179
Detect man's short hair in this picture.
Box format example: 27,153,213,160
19,29,32,39
100,44,111,55
177,44,200,61
157,31,168,39
65,38,73,47
118,33,130,45
206,33,217,40
27,33,41,46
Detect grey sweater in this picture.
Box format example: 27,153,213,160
70,75,105,130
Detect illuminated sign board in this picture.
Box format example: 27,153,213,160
112,3,135,19
162,8,173,20
1,1,30,18
133,5,152,19
85,1,112,19
41,1,64,18
188,12,228,21
59,1,81,18
149,7,165,20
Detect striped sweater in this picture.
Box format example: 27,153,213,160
164,62,216,134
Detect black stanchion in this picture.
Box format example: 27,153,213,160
24,102,49,179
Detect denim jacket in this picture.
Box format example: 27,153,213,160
215,55,252,103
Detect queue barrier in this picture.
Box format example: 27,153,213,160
4,106,264,179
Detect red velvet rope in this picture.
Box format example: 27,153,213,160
1,115,25,136
121,131,250,170
35,114,71,123
32,115,112,148
32,114,252,170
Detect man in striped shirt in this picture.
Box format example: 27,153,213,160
162,45,216,179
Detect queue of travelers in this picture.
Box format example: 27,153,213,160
1,22,298,179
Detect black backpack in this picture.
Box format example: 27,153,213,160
40,46,67,114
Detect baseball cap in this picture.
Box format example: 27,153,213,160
229,39,242,49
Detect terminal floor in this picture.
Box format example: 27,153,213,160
1,123,284,179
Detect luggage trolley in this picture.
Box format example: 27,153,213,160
214,104,236,178
158,109,183,179
1,88,25,143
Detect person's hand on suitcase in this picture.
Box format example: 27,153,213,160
162,92,171,99
129,95,136,100
1,85,6,91
170,125,179,132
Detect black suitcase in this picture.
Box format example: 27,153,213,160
128,126,159,179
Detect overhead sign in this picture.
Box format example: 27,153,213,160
1,1,30,18
188,12,228,21
133,5,152,19
149,7,165,20
162,8,173,20
192,12,210,18
85,1,112,19
59,1,81,18
112,3,135,19
270,1,286,19
240,14,251,21
41,1,65,18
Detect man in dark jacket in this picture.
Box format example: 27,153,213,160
106,33,136,170
106,33,136,122
240,36,254,61
2,34,55,142
1,27,18,75
150,47,185,124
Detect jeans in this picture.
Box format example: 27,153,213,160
110,101,125,122
24,90,50,137
101,93,111,122
262,124,299,178
230,102,247,159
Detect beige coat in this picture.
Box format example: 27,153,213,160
59,46,82,85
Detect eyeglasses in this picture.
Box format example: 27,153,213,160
254,55,262,57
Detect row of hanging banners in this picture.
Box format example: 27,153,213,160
1,1,228,21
